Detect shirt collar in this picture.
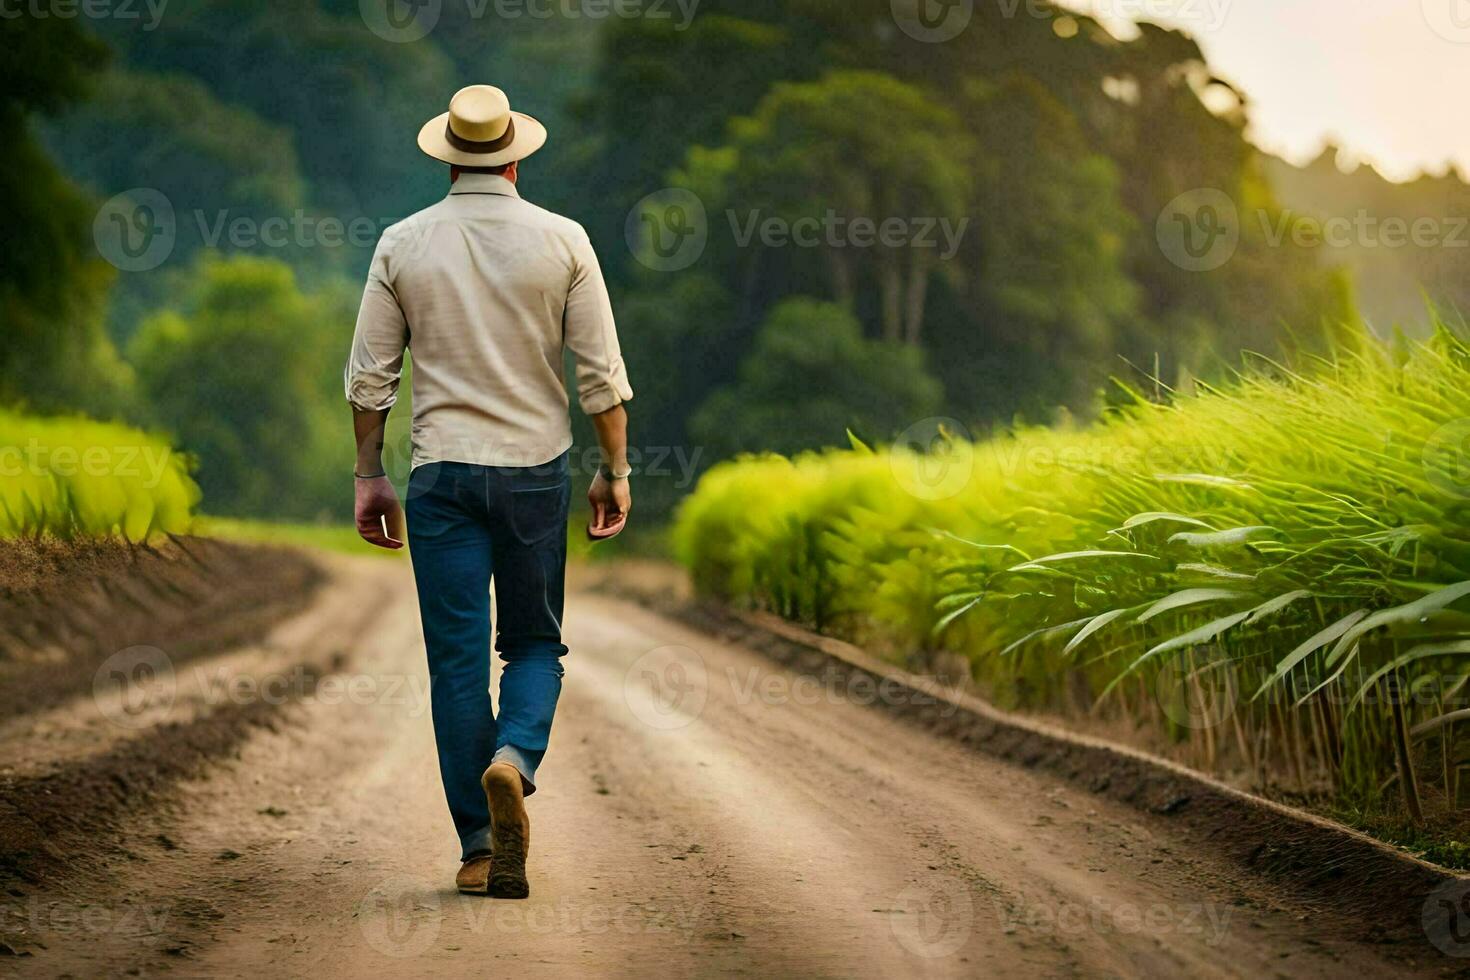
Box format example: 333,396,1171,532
448,173,521,198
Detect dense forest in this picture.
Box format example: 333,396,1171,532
4,0,1466,521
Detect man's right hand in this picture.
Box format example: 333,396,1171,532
355,475,406,550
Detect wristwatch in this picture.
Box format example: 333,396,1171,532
598,463,633,481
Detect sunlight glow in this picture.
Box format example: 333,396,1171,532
1060,0,1470,182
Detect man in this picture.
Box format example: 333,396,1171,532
345,85,633,899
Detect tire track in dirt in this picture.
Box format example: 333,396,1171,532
0,538,322,723
0,552,397,890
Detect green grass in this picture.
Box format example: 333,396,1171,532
194,516,407,558
0,409,199,540
196,515,662,563
674,323,1470,834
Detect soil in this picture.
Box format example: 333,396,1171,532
0,538,328,894
1,549,1466,976
0,536,322,722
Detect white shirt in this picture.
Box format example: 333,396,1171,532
345,173,633,469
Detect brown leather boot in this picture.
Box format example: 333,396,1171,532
455,853,492,895
481,762,531,899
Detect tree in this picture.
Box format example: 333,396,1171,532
686,71,975,345
94,0,456,224
1094,23,1348,369
569,12,809,260
0,13,129,414
690,298,943,460
947,74,1140,417
44,68,309,343
129,256,353,518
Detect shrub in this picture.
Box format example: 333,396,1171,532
675,324,1470,817
0,409,198,540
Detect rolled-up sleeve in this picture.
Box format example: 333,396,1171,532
564,227,633,415
345,235,408,412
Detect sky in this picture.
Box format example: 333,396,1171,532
1062,0,1470,182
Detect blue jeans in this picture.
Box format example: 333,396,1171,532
405,456,571,861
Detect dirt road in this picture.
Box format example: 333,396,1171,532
2,555,1454,977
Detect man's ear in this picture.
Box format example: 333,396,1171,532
505,160,519,185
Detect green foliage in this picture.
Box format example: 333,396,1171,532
43,67,312,343
570,11,806,249
689,299,942,460
93,0,454,223
0,408,198,540
953,75,1139,415
594,3,1351,473
9,0,1470,542
49,68,305,221
128,256,354,520
0,11,129,415
194,515,401,559
676,323,1470,813
682,70,975,344
611,274,739,449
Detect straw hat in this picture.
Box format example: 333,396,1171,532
417,85,547,167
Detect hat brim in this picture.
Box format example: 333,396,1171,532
416,110,547,167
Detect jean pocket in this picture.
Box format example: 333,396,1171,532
508,484,567,547
405,465,462,540
405,462,449,503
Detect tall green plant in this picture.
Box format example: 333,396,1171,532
675,323,1470,815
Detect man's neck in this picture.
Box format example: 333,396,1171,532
450,166,517,186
